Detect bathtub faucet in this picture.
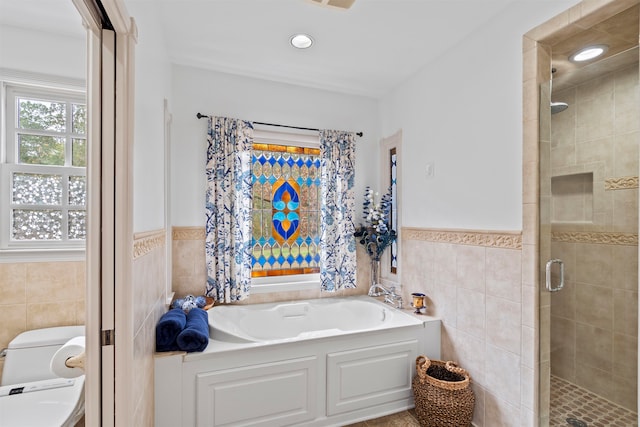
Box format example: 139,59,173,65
368,284,403,309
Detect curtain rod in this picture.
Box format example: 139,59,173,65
196,113,363,137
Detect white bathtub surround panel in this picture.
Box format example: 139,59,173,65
155,296,441,427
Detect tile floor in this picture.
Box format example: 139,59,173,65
345,409,420,427
550,375,638,427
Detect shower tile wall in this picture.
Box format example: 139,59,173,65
0,261,86,383
549,63,639,410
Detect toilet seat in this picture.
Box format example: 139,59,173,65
0,376,84,427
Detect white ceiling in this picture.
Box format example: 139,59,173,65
2,0,555,98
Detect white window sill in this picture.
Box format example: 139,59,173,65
0,248,85,263
250,273,320,294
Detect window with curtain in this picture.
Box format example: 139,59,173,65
205,122,356,300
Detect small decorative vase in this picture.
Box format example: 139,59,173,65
371,258,381,287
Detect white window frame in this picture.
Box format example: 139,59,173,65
249,128,321,293
0,80,86,261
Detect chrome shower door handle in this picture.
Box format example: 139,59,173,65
545,259,565,292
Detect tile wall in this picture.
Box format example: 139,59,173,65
0,261,86,383
400,229,533,427
131,229,168,426
548,63,639,410
171,226,369,303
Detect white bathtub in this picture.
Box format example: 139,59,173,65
155,296,441,427
209,296,422,343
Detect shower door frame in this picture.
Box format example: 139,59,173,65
523,0,640,425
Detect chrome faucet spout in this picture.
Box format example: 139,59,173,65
368,283,390,297
368,284,403,309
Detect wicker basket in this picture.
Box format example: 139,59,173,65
412,355,475,427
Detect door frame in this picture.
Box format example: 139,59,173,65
71,0,136,425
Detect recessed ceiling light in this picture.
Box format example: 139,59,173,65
569,44,608,62
290,34,314,49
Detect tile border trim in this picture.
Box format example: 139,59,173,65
174,225,525,249
172,226,206,240
551,231,638,246
402,227,523,249
604,176,639,190
133,229,166,259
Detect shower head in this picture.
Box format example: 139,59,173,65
551,102,569,114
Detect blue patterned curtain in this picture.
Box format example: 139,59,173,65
205,117,253,302
319,130,357,291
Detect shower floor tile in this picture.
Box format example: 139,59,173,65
550,375,638,427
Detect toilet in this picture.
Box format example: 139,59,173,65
0,326,85,427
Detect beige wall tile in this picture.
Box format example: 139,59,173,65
452,330,486,387
486,248,522,302
576,95,616,143
455,245,485,292
614,132,639,177
25,262,78,302
456,288,485,339
26,301,76,330
575,243,613,287
471,383,485,427
551,279,576,320
613,332,638,378
576,283,613,330
550,316,576,382
575,362,614,399
613,289,639,337
520,365,536,411
0,264,26,305
485,344,521,407
575,323,613,370
0,304,27,351
483,390,521,427
486,296,522,355
612,371,637,410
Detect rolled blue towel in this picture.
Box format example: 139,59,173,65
176,308,209,352
156,308,187,352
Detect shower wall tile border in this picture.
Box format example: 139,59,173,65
402,227,523,249
605,176,639,190
133,229,166,259
551,231,638,245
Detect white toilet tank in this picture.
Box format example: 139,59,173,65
1,325,85,386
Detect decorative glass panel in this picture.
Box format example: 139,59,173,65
72,104,86,134
390,147,398,273
12,209,62,240
68,176,86,206
12,173,62,205
18,98,66,132
18,134,65,165
68,210,86,239
251,143,321,277
72,138,86,167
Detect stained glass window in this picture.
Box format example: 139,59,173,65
251,143,321,277
390,147,397,273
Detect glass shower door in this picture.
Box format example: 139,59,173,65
539,58,639,426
